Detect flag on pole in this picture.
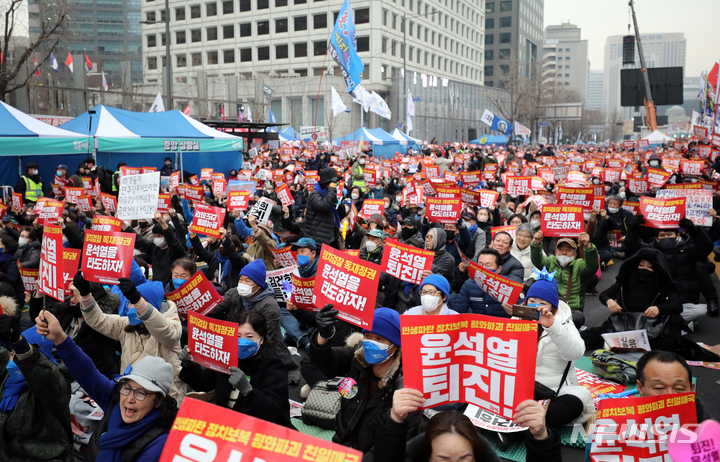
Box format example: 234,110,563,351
149,92,165,112
50,52,59,73
480,109,494,127
328,0,364,94
331,86,350,116
558,122,563,143
490,115,513,136
102,70,108,91
33,55,41,79
245,105,253,122
406,91,415,133
238,108,244,122
267,108,278,132
221,106,226,121
369,91,391,119
575,131,582,145
351,84,375,112
183,104,191,115
65,52,74,73
84,53,92,72
514,121,531,138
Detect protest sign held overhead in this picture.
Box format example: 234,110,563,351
639,196,686,228
39,224,64,301
541,205,584,237
81,230,136,284
380,239,434,285
190,203,226,238
248,197,275,224
187,312,238,374
166,271,222,321
426,197,462,223
117,171,160,220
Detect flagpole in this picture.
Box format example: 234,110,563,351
313,48,329,139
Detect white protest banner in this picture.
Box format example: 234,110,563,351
657,188,713,227
464,404,535,433
266,266,294,302
117,172,160,220
601,329,652,352
248,197,275,224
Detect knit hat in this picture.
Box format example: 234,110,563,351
21,325,57,364
526,267,559,308
137,281,164,310
363,308,401,346
240,258,267,289
120,356,174,397
318,168,339,185
420,274,450,299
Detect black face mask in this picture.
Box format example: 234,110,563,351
637,268,654,281
60,303,83,318
401,227,416,239
139,222,149,229
658,237,677,250
445,230,455,241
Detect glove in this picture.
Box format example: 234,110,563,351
118,277,142,305
228,366,252,395
315,304,339,340
633,214,646,228
0,314,21,345
679,218,694,230
73,271,92,297
179,346,191,363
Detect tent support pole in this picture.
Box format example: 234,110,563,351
179,152,184,177
92,135,97,163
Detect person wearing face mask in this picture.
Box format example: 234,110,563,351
646,153,662,170
309,305,421,454
383,194,399,226
475,207,495,252
511,223,545,283
441,222,474,266
459,211,487,260
179,310,292,428
350,152,368,192
302,168,346,247
399,216,422,243
454,249,511,318
531,232,598,316
422,227,455,280
360,228,386,265
160,157,174,177
603,195,634,259
15,162,45,204
405,274,456,315
15,226,40,269
133,218,155,240
349,186,365,211
126,211,185,286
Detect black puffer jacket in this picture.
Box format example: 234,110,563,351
16,240,41,269
302,184,343,245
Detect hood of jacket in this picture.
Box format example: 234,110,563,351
615,247,674,290
242,285,276,310
353,345,403,390
428,227,447,254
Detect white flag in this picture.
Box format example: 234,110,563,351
246,105,253,122
407,92,415,117
102,70,108,91
407,113,414,132
480,109,494,127
331,86,350,116
514,121,531,138
369,91,391,119
149,92,165,112
352,85,375,112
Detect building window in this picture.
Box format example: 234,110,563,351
147,34,156,47
177,54,187,67
565,73,570,77
499,48,510,59
191,29,201,42
160,9,166,21
276,18,287,33
485,34,493,45
190,4,201,17
313,40,326,56
486,2,494,13
146,11,155,21
240,48,251,61
239,0,251,11
161,33,166,46
257,0,269,8
240,22,251,36
356,8,369,24
257,21,269,35
276,44,288,59
485,18,494,29
382,9,388,26
258,46,270,60
148,57,157,69
222,0,233,13
500,0,511,11
223,24,234,38
485,49,493,60
294,16,307,31
391,41,396,56
357,36,369,52
295,69,307,77
276,0,287,5
206,2,217,15
206,26,217,40
175,7,185,20
499,32,511,43
207,51,218,64
313,13,326,29
191,53,202,65
392,13,397,29
176,31,186,44
499,16,511,27
485,65,493,76
222,49,234,63
294,42,307,57
382,37,388,52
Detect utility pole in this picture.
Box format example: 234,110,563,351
629,0,656,131
164,0,173,110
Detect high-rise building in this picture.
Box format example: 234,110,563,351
541,23,589,103
587,70,604,112
478,0,544,88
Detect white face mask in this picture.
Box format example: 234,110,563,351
649,161,660,168
496,187,504,193
153,237,166,247
557,255,575,267
366,240,378,252
30,169,38,176
62,235,68,244
18,237,29,247
359,158,366,165
421,294,441,313
608,207,620,214
583,213,591,221
530,220,541,228
351,193,359,200
396,195,402,202
237,283,255,298
477,214,489,223
619,192,626,199
604,186,611,192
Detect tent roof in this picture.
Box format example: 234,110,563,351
279,126,298,141
469,134,509,145
0,101,83,138
336,127,402,145
60,105,238,139
389,128,421,145
642,130,673,142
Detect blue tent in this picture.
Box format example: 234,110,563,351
389,129,422,151
278,126,298,141
469,134,509,146
335,127,404,158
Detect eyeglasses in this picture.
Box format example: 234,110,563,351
420,290,442,296
120,383,152,401
516,233,532,240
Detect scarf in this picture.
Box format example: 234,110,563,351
0,364,27,413
313,182,340,228
467,223,478,235
298,255,319,278
216,253,232,287
0,251,11,265
97,403,160,462
241,285,275,312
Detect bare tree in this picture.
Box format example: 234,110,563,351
608,109,624,143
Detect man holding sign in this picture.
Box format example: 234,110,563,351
129,211,186,286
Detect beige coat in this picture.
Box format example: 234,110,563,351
81,297,186,403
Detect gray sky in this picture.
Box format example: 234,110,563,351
543,0,720,76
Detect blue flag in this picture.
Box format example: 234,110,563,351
491,115,513,136
328,0,364,93
268,109,278,132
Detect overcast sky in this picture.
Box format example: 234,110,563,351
543,0,720,76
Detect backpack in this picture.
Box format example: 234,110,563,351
590,349,644,385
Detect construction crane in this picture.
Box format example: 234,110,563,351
629,0,657,131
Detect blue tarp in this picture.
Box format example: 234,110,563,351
335,127,403,158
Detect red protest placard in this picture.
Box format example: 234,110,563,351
77,195,94,213
39,224,64,301
426,197,462,223
270,246,298,268
435,186,462,199
191,204,226,238
200,168,213,181
64,187,84,204
62,248,81,291
166,271,223,321
541,205,584,237
506,176,546,196
189,175,199,186
187,312,238,374
212,179,227,196
381,239,434,285
359,199,385,220
623,200,640,215
211,172,225,182
276,183,295,207
92,215,122,232
11,192,23,209
100,192,117,212
312,245,380,329
483,163,498,181
35,198,64,225
0,203,8,221
467,261,524,305
589,393,697,462
81,230,136,284
227,190,251,211
400,314,538,415
290,273,316,311
628,175,649,194
18,265,38,293
170,171,181,189
183,184,204,202
646,168,671,188
491,225,517,239
425,165,440,179
460,189,482,207
639,196,686,229
157,193,171,213
461,170,483,185
556,186,595,211
478,190,500,210
120,166,141,177
680,159,704,176
566,171,586,185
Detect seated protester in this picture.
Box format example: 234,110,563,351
489,231,525,283
443,222,475,266
625,216,713,323
586,207,613,267
234,214,278,270
72,271,187,402
511,223,542,283
207,259,300,383
507,213,528,227
424,227,456,280
398,216,422,244
16,226,41,269
454,249,510,318
127,212,186,286
360,228,385,265
405,274,458,315
167,257,196,294
529,210,542,233
217,231,249,290
374,388,561,462
604,195,633,258
179,310,292,428
383,195,399,226
187,227,225,285
38,310,177,462
460,211,487,260
0,303,74,461
522,268,595,427
530,232,598,317
309,306,420,454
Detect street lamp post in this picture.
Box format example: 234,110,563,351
140,0,173,110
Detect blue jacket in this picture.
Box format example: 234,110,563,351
453,278,510,318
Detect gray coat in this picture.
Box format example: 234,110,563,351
427,228,455,281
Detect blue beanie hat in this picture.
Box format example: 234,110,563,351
526,267,559,308
363,308,401,346
21,326,57,364
137,281,165,311
420,274,450,299
240,259,267,289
